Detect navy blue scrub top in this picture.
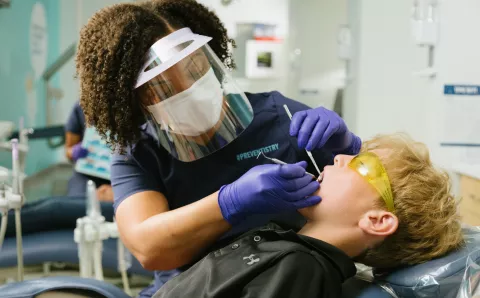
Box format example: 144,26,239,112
65,102,86,138
66,102,109,196
110,91,335,296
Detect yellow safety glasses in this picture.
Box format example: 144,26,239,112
348,152,395,212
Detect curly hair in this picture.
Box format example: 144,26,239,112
76,0,236,151
358,133,464,269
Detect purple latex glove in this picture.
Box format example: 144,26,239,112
290,107,360,154
218,162,321,226
71,143,89,162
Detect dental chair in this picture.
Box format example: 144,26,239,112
0,192,153,298
0,195,153,279
0,229,152,278
1,228,478,298
342,226,480,298
0,276,131,298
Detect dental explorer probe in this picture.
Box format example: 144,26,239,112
257,152,316,178
283,105,323,177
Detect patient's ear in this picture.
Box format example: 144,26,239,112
358,210,398,236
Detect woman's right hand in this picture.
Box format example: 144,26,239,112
218,162,321,225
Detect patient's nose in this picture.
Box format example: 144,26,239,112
334,154,352,167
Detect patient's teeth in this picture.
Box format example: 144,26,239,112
318,172,324,182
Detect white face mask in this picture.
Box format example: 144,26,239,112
146,68,224,136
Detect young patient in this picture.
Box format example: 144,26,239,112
153,133,464,298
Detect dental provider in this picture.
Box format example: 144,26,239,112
75,1,361,297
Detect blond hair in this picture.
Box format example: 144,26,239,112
358,133,464,268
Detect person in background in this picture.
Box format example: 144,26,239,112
65,101,113,202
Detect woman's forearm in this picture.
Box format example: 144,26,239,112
131,191,231,270
65,132,82,161
66,146,73,161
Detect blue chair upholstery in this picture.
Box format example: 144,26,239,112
374,227,480,298
342,278,393,298
4,197,114,237
0,276,130,298
0,230,153,278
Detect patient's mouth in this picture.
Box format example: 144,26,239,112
317,171,324,183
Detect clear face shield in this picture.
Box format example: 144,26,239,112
135,28,254,162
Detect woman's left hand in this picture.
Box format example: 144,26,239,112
289,107,355,153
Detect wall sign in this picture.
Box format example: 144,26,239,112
444,85,480,96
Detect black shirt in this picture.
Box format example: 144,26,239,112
153,223,357,298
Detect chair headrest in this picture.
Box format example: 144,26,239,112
374,226,480,297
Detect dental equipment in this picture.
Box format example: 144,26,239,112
11,139,24,281
18,118,33,191
0,183,7,250
74,180,132,293
75,180,107,280
75,218,89,278
115,221,133,296
87,181,105,281
87,180,101,220
283,105,322,176
257,152,316,178
0,135,28,282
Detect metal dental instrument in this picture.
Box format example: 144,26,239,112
283,104,323,176
257,152,316,178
